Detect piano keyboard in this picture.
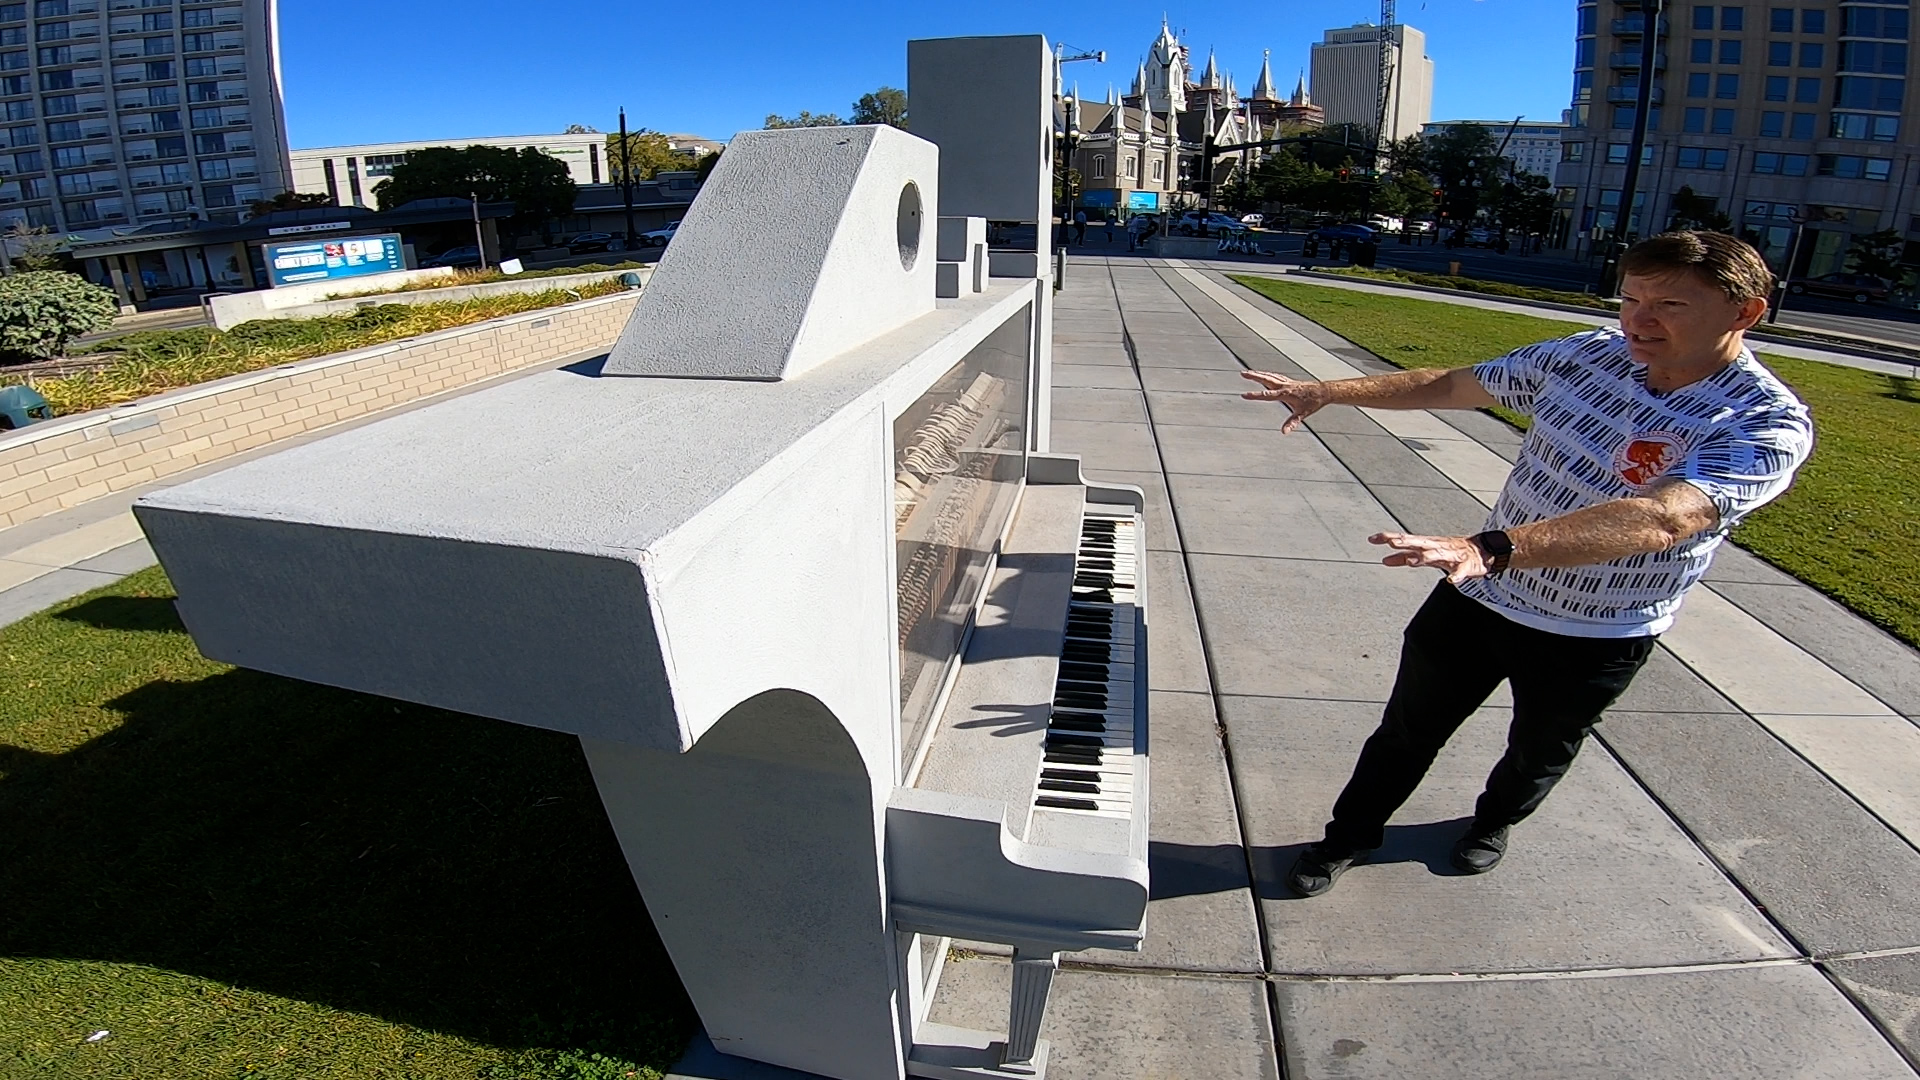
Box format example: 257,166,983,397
1033,508,1140,820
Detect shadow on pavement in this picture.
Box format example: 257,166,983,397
1154,817,1476,902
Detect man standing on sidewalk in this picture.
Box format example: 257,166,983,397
1240,231,1814,897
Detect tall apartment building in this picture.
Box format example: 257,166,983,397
1310,22,1434,141
0,0,289,233
1555,1,1919,279
1423,119,1570,179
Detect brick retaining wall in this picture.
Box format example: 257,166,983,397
0,290,640,530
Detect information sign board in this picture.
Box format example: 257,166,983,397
264,233,405,287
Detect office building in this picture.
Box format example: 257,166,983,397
289,132,610,210
1554,1,1920,280
1424,119,1570,179
1310,22,1434,141
0,0,290,232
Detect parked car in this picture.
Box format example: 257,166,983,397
421,245,482,268
1405,219,1436,235
566,231,617,254
1366,215,1404,234
1789,271,1890,304
1173,211,1248,235
1308,222,1377,244
638,221,682,247
1239,213,1265,227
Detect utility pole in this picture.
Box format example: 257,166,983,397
618,107,637,252
1600,0,1664,295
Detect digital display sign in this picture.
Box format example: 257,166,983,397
264,233,405,288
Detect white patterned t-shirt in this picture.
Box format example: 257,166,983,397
1454,326,1813,638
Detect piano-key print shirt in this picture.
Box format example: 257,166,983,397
1456,326,1812,638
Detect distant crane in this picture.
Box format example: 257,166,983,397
1376,0,1396,152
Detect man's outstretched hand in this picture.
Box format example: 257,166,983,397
1241,371,1329,434
1370,532,1491,584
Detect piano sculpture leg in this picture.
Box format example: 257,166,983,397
131,34,1145,1080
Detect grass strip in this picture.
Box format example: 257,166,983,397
8,282,627,415
1313,265,1617,310
327,261,654,298
0,566,692,1078
1231,274,1920,648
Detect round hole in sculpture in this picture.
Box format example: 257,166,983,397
897,181,923,271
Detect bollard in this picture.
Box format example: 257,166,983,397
1448,261,1461,276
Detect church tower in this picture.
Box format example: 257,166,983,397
1145,20,1187,116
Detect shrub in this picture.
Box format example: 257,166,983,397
0,270,118,362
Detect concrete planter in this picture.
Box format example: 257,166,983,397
0,290,642,530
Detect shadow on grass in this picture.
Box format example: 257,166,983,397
3,602,693,1063
1881,373,1920,403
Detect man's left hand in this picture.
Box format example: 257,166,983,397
1370,532,1491,584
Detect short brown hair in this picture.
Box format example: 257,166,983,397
1620,230,1775,303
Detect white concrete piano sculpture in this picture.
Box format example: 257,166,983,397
131,35,1149,1080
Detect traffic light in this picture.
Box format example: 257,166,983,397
1337,167,1351,183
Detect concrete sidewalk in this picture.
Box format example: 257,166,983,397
6,257,1920,1079
918,257,1920,1078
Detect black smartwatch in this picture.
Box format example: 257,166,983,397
1470,530,1514,577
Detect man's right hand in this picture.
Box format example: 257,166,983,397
1242,371,1330,434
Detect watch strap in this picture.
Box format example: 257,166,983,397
1471,530,1514,577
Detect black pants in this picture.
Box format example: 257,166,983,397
1323,581,1657,852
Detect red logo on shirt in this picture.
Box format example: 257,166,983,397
1615,433,1685,488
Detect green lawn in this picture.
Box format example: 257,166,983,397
0,567,692,1079
1231,274,1920,649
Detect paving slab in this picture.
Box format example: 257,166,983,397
1145,389,1300,429
1052,364,1143,390
1703,542,1804,586
0,539,156,629
1364,482,1493,537
1053,343,1134,367
1601,710,1920,955
1299,404,1393,437
1048,419,1162,473
1314,431,1459,490
1825,952,1920,1063
1711,578,1920,722
1152,423,1357,483
1608,645,1746,715
1184,553,1435,702
1052,387,1149,425
1221,693,1792,975
1274,963,1916,1080
1138,366,1257,395
1141,549,1212,695
1166,474,1396,563
926,957,1280,1080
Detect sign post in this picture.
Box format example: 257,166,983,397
262,233,406,288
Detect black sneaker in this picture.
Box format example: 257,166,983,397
1286,843,1371,898
1451,824,1510,874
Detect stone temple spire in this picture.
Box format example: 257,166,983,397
1291,70,1311,107
1250,48,1279,102
1200,49,1220,89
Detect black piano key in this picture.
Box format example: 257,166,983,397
1046,732,1105,749
1044,750,1103,768
1048,716,1106,733
1042,767,1101,781
1038,779,1102,794
1059,664,1109,681
1053,708,1107,723
1036,796,1101,811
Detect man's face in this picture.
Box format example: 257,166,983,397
1618,270,1766,366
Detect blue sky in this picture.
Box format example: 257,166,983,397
282,0,1576,149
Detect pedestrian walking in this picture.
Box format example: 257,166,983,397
1073,209,1088,245
1127,213,1149,251
1105,211,1117,243
1239,231,1813,897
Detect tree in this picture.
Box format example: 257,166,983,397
372,145,577,232
1398,124,1504,224
0,271,115,361
1847,228,1905,282
1493,172,1556,237
764,111,845,129
1665,185,1733,233
696,149,723,184
5,222,64,272
605,129,695,182
850,87,908,129
562,123,600,134
247,190,334,218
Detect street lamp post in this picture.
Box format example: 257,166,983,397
470,189,488,270
1768,209,1808,324
1599,0,1664,295
618,107,637,252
